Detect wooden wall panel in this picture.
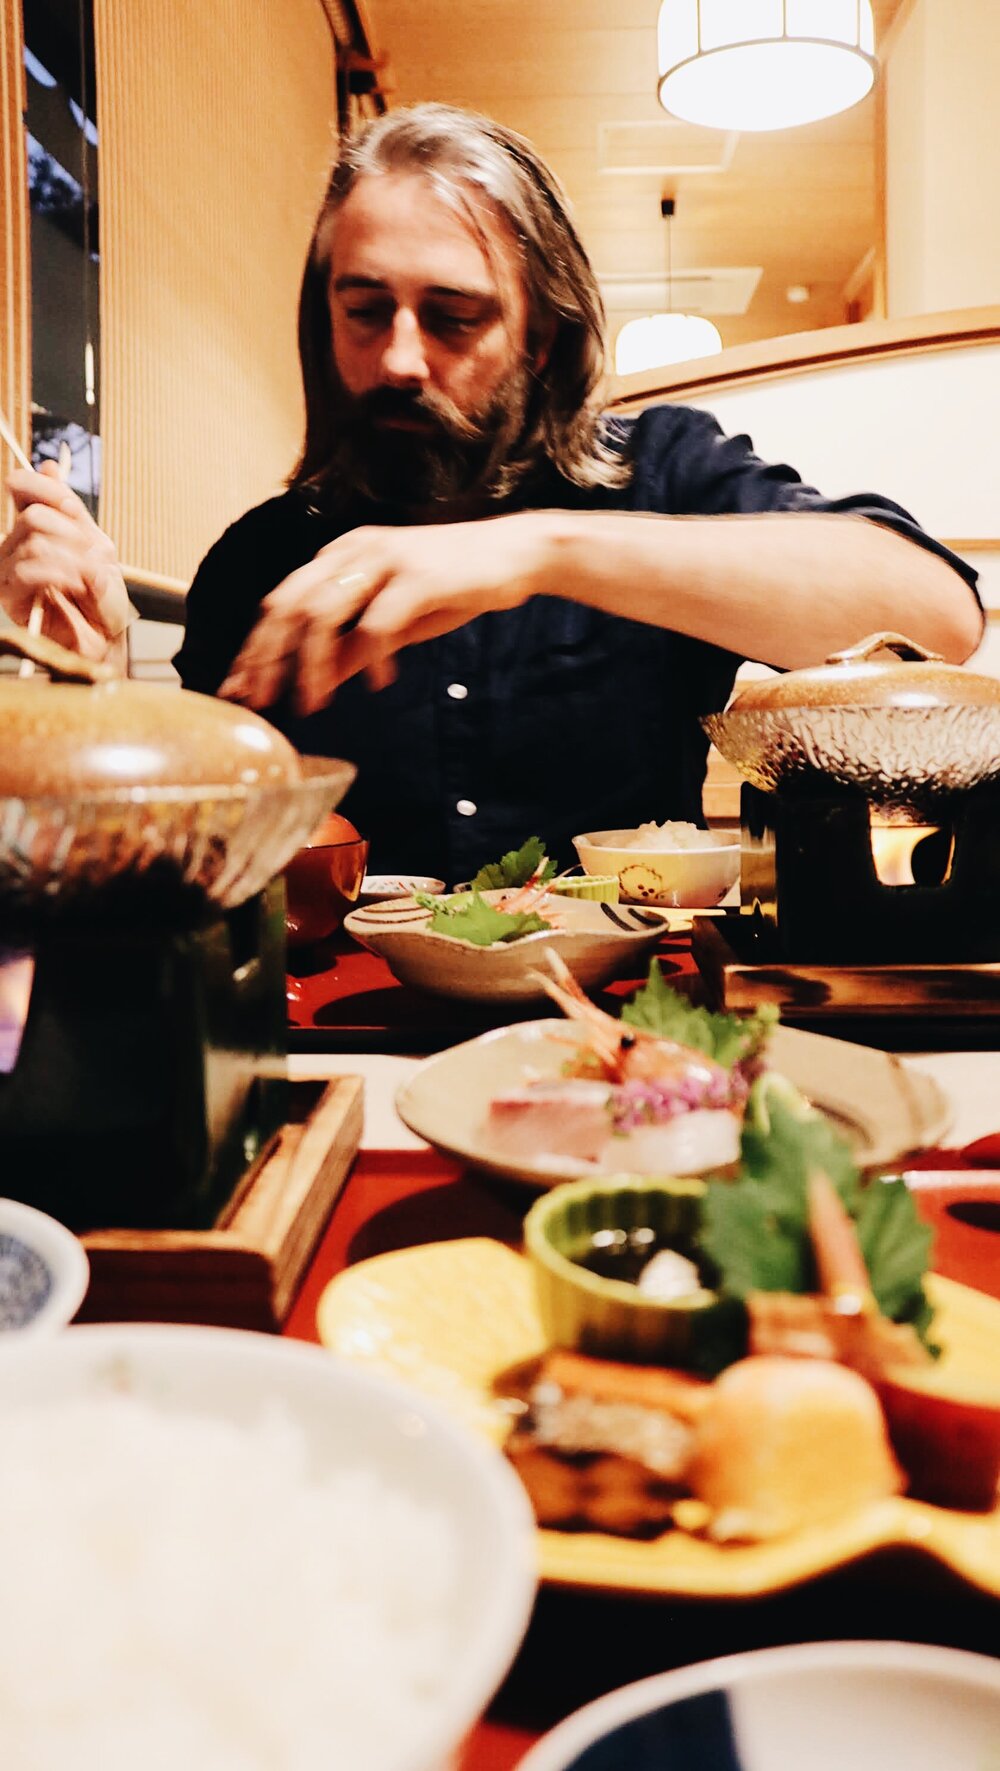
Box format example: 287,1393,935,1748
94,0,337,585
0,0,30,531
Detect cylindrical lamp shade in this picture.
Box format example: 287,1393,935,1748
614,313,723,375
658,0,876,132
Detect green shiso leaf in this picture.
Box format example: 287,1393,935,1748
418,892,551,947
469,836,556,892
739,1074,860,1211
853,1175,936,1341
620,960,777,1071
696,1075,936,1347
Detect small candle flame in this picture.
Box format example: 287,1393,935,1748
868,822,951,886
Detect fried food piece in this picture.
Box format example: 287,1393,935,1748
506,1349,710,1537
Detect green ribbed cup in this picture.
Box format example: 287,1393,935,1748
549,875,620,903
524,1176,745,1376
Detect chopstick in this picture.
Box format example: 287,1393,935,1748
0,410,69,675
0,406,32,472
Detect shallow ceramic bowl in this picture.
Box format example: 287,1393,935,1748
519,1641,1000,1771
573,828,739,907
394,1020,950,1187
0,1198,89,1333
0,1323,536,1771
343,891,669,1002
359,873,447,907
524,1176,741,1373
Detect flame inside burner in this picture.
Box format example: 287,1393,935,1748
868,816,954,887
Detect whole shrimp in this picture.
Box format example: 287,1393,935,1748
529,948,738,1105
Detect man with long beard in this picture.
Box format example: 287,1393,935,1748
1,105,983,877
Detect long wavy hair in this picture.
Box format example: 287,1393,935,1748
288,103,629,501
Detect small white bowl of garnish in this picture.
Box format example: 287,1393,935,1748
574,822,739,908
344,889,669,1002
358,874,447,906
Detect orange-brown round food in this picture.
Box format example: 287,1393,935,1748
688,1355,902,1541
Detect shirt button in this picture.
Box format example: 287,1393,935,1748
456,798,477,817
447,682,468,700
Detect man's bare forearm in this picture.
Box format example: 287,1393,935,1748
527,509,983,669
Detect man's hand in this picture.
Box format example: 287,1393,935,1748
219,514,545,713
0,464,132,663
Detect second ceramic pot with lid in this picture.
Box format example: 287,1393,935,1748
0,627,356,915
703,632,1000,805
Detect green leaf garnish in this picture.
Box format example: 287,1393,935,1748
621,960,777,1070
418,891,551,947
853,1175,935,1338
697,1075,936,1347
739,1074,860,1211
469,836,556,893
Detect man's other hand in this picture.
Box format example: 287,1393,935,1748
0,464,132,662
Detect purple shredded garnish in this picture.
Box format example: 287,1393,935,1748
609,1068,747,1132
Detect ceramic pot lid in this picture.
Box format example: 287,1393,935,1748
730,633,1000,713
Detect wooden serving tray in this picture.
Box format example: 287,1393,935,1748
78,1077,363,1332
693,913,1000,1023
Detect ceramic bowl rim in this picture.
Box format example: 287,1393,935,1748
345,895,669,956
0,1197,89,1334
517,1639,1000,1771
0,1320,538,1771
574,828,740,857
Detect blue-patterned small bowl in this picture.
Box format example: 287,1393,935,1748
0,1199,89,1334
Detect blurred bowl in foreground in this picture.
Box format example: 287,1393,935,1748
284,810,369,945
574,826,739,908
0,1323,537,1771
0,1198,89,1334
519,1640,1000,1771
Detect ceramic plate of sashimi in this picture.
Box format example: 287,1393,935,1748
394,1019,950,1188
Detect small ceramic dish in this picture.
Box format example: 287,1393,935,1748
0,1198,89,1333
524,1176,739,1372
573,827,739,907
548,874,620,903
518,1640,1000,1771
343,891,669,1003
358,873,447,907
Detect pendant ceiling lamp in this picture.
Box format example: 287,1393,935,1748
614,197,722,376
657,0,877,133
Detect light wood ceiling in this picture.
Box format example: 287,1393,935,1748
363,0,906,351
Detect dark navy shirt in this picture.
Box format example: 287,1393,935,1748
174,404,980,879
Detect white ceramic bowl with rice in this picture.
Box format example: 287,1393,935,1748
573,821,740,908
0,1197,89,1334
0,1322,537,1771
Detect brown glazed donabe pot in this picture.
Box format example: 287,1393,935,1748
0,626,301,796
703,633,1000,803
730,633,1000,712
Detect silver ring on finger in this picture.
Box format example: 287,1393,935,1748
334,569,369,594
